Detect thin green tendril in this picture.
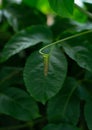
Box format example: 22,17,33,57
39,30,92,56
39,30,92,76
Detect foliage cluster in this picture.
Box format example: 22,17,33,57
0,0,92,130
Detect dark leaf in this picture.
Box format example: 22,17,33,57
23,46,67,104
62,33,92,72
0,25,52,62
0,87,40,121
47,77,80,124
43,123,80,130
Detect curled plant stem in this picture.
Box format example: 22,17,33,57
39,29,92,55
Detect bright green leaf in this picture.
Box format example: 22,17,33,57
0,87,40,121
0,25,52,62
43,123,80,130
47,77,80,124
48,0,74,17
70,6,87,23
23,46,67,104
23,0,52,14
36,0,52,14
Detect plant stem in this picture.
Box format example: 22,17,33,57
39,29,92,55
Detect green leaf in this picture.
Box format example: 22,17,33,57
0,25,52,62
47,77,80,125
76,70,92,101
0,67,22,87
3,3,46,31
36,0,52,14
23,46,67,104
85,100,92,130
78,71,92,101
48,0,74,17
22,0,52,14
62,33,92,72
22,0,38,8
70,6,87,23
77,84,90,101
43,123,80,130
0,87,40,121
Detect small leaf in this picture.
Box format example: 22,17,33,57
48,0,74,17
85,100,92,130
43,123,80,130
23,46,67,104
47,77,80,125
0,87,40,121
0,25,52,62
